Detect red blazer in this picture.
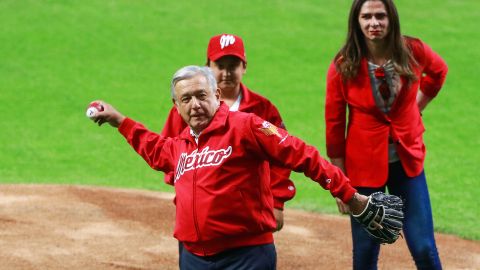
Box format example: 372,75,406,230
161,83,295,209
325,37,448,187
119,103,356,256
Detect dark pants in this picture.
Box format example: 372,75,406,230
351,161,442,270
179,242,276,270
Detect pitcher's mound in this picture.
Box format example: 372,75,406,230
0,184,478,269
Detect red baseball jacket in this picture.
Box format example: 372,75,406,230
325,37,448,187
119,103,356,256
161,83,295,209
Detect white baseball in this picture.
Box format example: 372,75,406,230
86,107,99,118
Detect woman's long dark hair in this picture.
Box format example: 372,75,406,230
335,0,417,82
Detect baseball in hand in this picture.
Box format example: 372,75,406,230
86,102,104,118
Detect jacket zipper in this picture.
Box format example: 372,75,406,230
191,134,203,255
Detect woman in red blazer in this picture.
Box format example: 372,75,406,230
325,0,447,269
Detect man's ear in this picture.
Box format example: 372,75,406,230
172,98,180,113
215,88,221,101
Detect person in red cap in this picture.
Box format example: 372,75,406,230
161,34,295,231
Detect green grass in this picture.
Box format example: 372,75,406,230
0,0,478,240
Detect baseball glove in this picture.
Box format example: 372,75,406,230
352,192,404,244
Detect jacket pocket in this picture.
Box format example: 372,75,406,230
201,186,264,240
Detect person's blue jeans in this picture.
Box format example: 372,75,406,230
350,161,442,270
179,242,276,270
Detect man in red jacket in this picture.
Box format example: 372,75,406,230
89,65,381,270
161,34,294,231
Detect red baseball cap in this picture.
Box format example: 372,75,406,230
207,34,247,63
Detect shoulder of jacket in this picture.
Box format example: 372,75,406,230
231,111,261,127
404,36,424,51
229,110,255,120
246,88,273,105
242,87,281,115
403,36,429,65
327,59,344,83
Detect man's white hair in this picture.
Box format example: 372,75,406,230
170,65,217,100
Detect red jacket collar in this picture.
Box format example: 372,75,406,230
178,102,229,141
238,83,261,111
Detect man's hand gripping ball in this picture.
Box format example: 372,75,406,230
86,101,126,127
86,102,104,119
352,192,404,244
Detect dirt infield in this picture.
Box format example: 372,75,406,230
0,185,478,270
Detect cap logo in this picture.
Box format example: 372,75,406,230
219,35,236,49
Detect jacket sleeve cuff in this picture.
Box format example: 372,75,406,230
118,117,136,137
326,143,345,158
338,186,357,204
273,199,285,210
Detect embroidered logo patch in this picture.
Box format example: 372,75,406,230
258,121,288,144
259,121,281,137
